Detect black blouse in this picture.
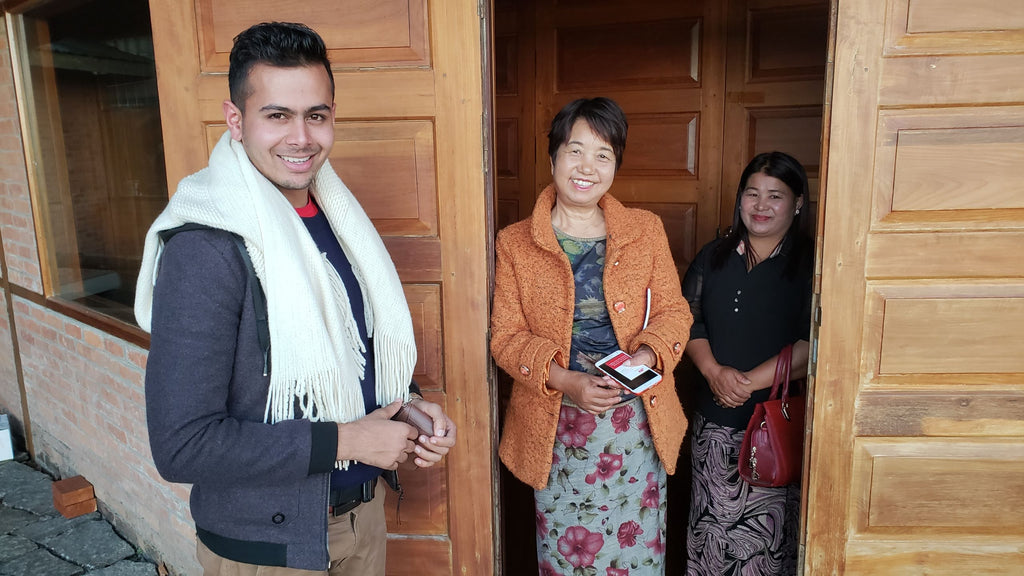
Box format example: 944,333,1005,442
681,237,812,428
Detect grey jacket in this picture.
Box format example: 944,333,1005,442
146,228,338,570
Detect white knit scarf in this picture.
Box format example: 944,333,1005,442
136,131,416,450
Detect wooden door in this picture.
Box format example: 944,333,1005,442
806,0,1024,572
720,0,828,234
534,0,727,278
148,2,493,575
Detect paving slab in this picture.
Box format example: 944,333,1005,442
0,462,58,516
89,561,157,576
0,506,37,534
45,519,134,570
0,548,83,576
0,461,37,500
14,512,99,543
0,534,38,564
1,459,159,575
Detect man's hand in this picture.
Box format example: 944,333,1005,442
407,398,456,468
336,400,418,469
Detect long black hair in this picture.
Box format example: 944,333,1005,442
712,151,811,277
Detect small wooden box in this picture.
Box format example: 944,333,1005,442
52,475,97,518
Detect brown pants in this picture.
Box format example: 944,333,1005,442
196,490,386,576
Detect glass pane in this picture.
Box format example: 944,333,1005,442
13,0,167,325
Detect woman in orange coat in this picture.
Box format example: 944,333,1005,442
491,98,692,576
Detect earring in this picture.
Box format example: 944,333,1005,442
795,208,801,215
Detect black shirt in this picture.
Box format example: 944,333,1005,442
681,237,812,428
298,199,383,487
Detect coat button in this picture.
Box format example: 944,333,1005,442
613,260,620,266
614,301,626,313
649,396,657,407
519,365,530,376
272,513,285,524
673,342,681,353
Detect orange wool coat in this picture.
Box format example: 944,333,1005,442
492,185,693,490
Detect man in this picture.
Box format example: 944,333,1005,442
135,22,456,575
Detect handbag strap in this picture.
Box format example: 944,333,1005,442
769,344,794,401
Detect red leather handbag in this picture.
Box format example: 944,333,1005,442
738,344,805,487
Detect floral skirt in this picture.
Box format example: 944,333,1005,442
536,396,666,576
686,412,799,576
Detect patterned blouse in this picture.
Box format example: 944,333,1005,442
554,228,619,374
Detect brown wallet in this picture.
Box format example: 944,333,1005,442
391,401,437,437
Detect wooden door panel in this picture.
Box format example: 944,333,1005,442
866,233,1024,278
843,440,1024,574
748,5,829,80
871,108,1024,223
856,390,1024,436
844,544,1024,576
747,109,822,176
406,285,443,391
880,54,1024,107
384,539,451,576
884,0,1024,56
620,113,699,175
197,0,429,69
151,1,491,574
332,121,438,236
852,441,1024,532
877,298,1024,374
808,0,1024,572
862,284,1024,384
553,18,700,90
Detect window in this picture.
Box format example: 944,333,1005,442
9,0,167,325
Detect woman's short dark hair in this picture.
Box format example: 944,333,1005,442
228,22,334,110
548,98,628,171
713,151,811,276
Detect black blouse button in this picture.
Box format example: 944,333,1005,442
272,513,285,524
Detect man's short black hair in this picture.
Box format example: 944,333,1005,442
547,97,628,171
228,22,334,110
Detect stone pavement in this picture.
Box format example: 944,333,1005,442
0,459,159,576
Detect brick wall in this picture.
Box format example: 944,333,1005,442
15,297,198,574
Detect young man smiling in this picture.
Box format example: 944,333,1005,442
136,22,455,575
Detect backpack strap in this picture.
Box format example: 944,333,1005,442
158,224,271,374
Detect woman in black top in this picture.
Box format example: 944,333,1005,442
682,152,812,575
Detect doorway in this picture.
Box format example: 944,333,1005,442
490,0,829,573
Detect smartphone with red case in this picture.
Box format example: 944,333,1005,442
594,350,662,394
